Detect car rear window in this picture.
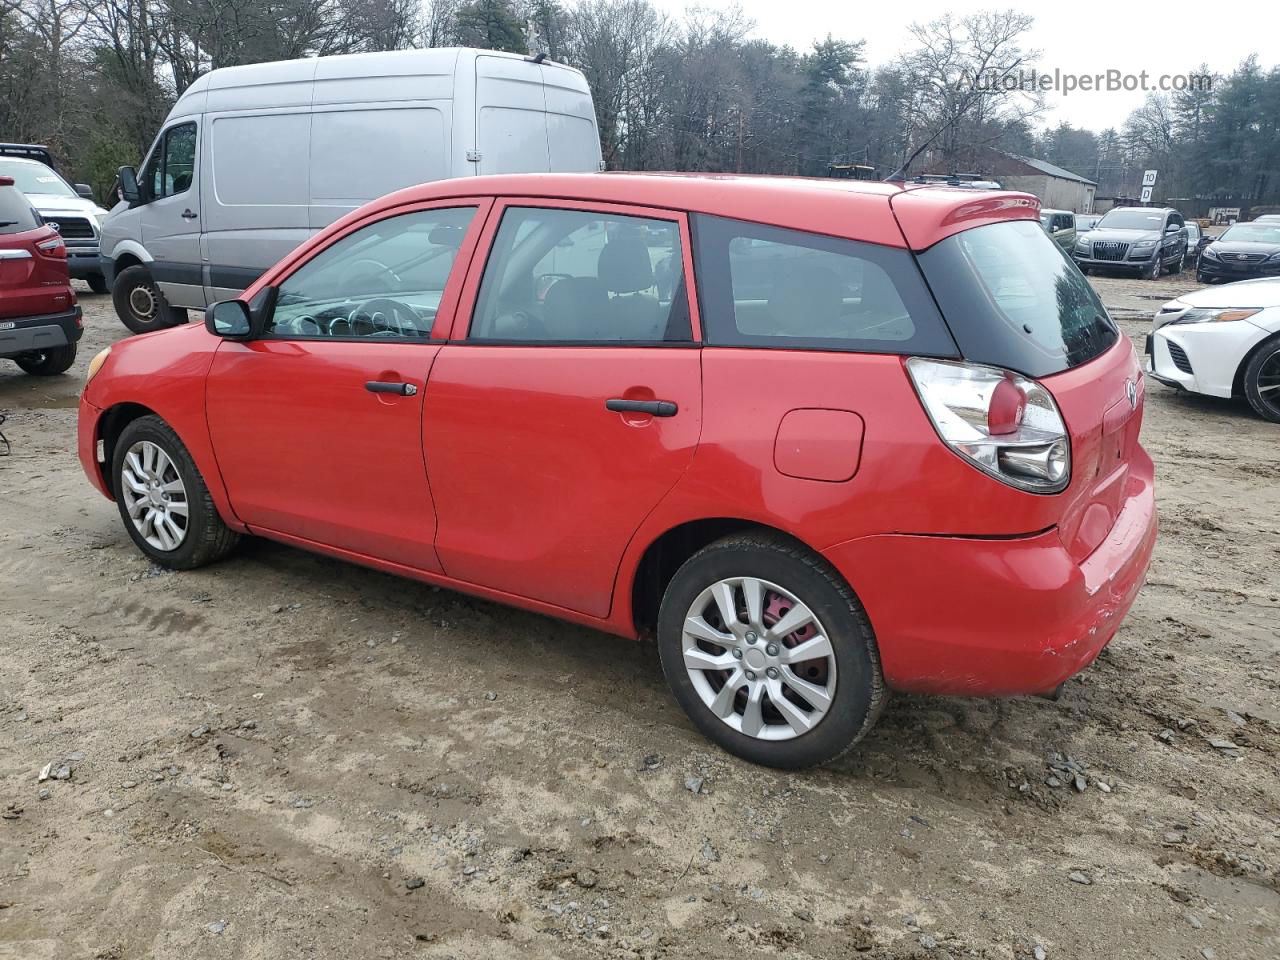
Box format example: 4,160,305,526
0,184,39,235
691,214,957,355
917,219,1119,378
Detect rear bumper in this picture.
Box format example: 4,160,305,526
66,246,103,280
823,449,1157,697
0,306,82,357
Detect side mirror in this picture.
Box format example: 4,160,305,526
205,299,255,339
1166,224,1181,234
118,166,140,204
75,183,94,200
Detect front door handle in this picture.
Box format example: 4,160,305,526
365,380,418,396
606,398,677,417
181,208,198,219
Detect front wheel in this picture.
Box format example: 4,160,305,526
111,415,240,568
112,265,187,334
657,533,884,769
1243,334,1280,423
14,343,77,375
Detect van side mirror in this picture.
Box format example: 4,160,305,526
75,183,94,200
118,166,140,204
206,300,255,339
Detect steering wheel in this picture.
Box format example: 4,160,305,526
343,258,401,291
348,298,423,338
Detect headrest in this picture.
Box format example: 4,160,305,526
597,229,655,294
543,276,608,339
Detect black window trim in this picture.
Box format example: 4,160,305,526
460,202,700,347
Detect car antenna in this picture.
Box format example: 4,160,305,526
525,52,548,64
885,124,951,183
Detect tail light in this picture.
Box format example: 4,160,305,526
906,357,1071,493
37,236,65,256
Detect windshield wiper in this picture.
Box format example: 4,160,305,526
0,220,17,227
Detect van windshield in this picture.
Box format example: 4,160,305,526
917,219,1119,377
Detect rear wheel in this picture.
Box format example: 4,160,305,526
1242,334,1280,424
14,343,77,376
112,265,186,334
1171,252,1185,274
657,533,884,769
112,415,239,568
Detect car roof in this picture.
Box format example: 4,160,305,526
353,172,1040,251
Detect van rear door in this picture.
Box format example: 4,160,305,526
473,55,601,175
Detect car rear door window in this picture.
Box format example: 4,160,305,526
691,214,955,355
468,206,690,343
267,206,477,339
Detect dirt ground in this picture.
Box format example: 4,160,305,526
2,273,1277,960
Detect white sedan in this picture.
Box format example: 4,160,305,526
1146,277,1280,422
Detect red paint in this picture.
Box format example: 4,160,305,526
80,173,1156,700
773,409,864,482
0,224,74,320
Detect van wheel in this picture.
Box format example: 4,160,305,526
1242,334,1280,424
657,533,884,769
14,344,77,376
113,265,187,334
111,415,240,568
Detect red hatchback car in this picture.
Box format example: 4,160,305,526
0,175,81,375
79,174,1156,768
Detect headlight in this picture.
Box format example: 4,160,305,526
1171,308,1260,325
85,346,111,385
1131,240,1157,251
1267,251,1280,262
1074,238,1090,252
1202,246,1220,260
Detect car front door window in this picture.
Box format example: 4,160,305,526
267,206,477,340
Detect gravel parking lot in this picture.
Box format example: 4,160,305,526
1,275,1277,960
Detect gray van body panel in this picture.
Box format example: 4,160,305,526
100,48,601,310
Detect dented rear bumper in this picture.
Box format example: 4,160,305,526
822,448,1157,697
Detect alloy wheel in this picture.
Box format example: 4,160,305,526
1256,349,1280,418
682,576,837,741
119,440,189,551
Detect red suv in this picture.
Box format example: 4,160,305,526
78,175,1156,768
0,175,81,375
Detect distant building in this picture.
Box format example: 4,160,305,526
919,148,1097,213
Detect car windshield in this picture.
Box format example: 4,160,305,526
1097,209,1165,230
1220,224,1280,244
0,159,76,199
918,219,1119,377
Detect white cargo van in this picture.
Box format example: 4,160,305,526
99,47,603,332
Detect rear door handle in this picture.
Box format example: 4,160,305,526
365,380,418,396
606,398,677,417
181,209,198,219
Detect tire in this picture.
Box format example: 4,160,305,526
14,343,77,376
657,533,884,769
1242,334,1280,424
1143,256,1161,280
87,273,109,295
1080,266,1091,276
112,265,187,334
111,415,239,569
1171,252,1185,275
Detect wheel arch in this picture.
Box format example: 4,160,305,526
1231,328,1280,397
628,518,825,638
95,402,162,497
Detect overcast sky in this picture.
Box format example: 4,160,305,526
651,1,1274,132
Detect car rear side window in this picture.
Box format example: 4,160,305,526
0,185,39,235
918,219,1119,378
691,214,956,355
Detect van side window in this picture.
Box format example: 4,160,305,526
143,123,197,200
691,214,954,354
469,207,690,343
267,206,476,340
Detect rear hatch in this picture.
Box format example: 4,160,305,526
916,217,1144,560
1,179,72,320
